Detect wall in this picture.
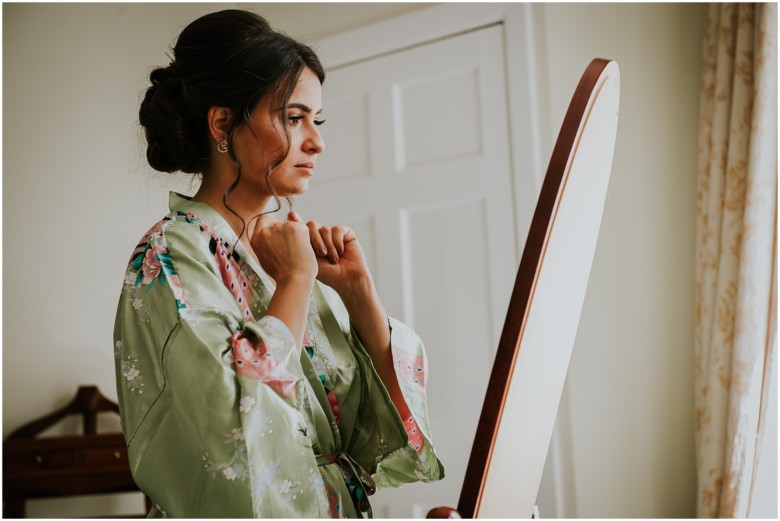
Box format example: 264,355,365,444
537,3,704,517
2,2,741,519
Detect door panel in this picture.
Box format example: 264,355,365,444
394,66,483,170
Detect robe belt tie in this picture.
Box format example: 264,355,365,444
315,451,376,518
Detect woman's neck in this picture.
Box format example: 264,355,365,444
193,172,270,252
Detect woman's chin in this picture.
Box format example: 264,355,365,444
285,181,310,197
261,178,309,199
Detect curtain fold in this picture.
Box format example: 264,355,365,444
694,3,777,518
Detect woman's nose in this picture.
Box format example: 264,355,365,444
305,125,324,154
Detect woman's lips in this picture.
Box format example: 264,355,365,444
295,162,315,175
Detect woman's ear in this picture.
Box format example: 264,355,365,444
207,106,232,142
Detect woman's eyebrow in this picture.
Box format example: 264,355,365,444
286,102,322,114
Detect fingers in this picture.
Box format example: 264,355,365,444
255,216,313,250
289,212,354,264
250,219,318,281
314,223,338,264
257,220,308,242
304,221,355,264
306,221,329,259
331,226,352,256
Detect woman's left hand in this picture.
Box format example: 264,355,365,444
287,211,372,297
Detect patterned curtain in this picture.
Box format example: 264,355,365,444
694,3,777,518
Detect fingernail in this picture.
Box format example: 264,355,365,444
321,248,328,256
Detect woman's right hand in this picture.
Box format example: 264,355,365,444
250,218,318,284
249,218,317,351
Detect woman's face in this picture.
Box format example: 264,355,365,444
232,67,325,198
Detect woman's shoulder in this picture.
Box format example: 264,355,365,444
131,211,213,259
122,211,215,304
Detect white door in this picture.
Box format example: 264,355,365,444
295,25,517,518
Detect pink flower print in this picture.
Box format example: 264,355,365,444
168,274,184,292
394,351,426,390
231,332,298,399
212,238,253,320
141,247,162,285
405,415,424,453
323,480,341,517
167,274,189,310
326,389,340,425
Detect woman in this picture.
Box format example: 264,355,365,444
114,9,443,518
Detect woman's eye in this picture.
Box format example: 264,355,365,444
287,114,325,127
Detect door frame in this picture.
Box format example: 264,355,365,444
313,4,574,517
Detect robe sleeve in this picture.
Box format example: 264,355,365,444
366,318,445,487
114,218,329,517
314,284,445,488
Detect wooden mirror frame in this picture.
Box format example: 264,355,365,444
429,57,621,518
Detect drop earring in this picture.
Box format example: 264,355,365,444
217,139,228,154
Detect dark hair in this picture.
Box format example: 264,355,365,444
139,9,325,176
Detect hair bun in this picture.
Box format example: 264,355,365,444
139,64,207,174
149,63,181,86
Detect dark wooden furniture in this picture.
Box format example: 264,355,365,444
427,58,620,518
3,386,149,517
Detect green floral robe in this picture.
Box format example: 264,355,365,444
114,193,444,518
